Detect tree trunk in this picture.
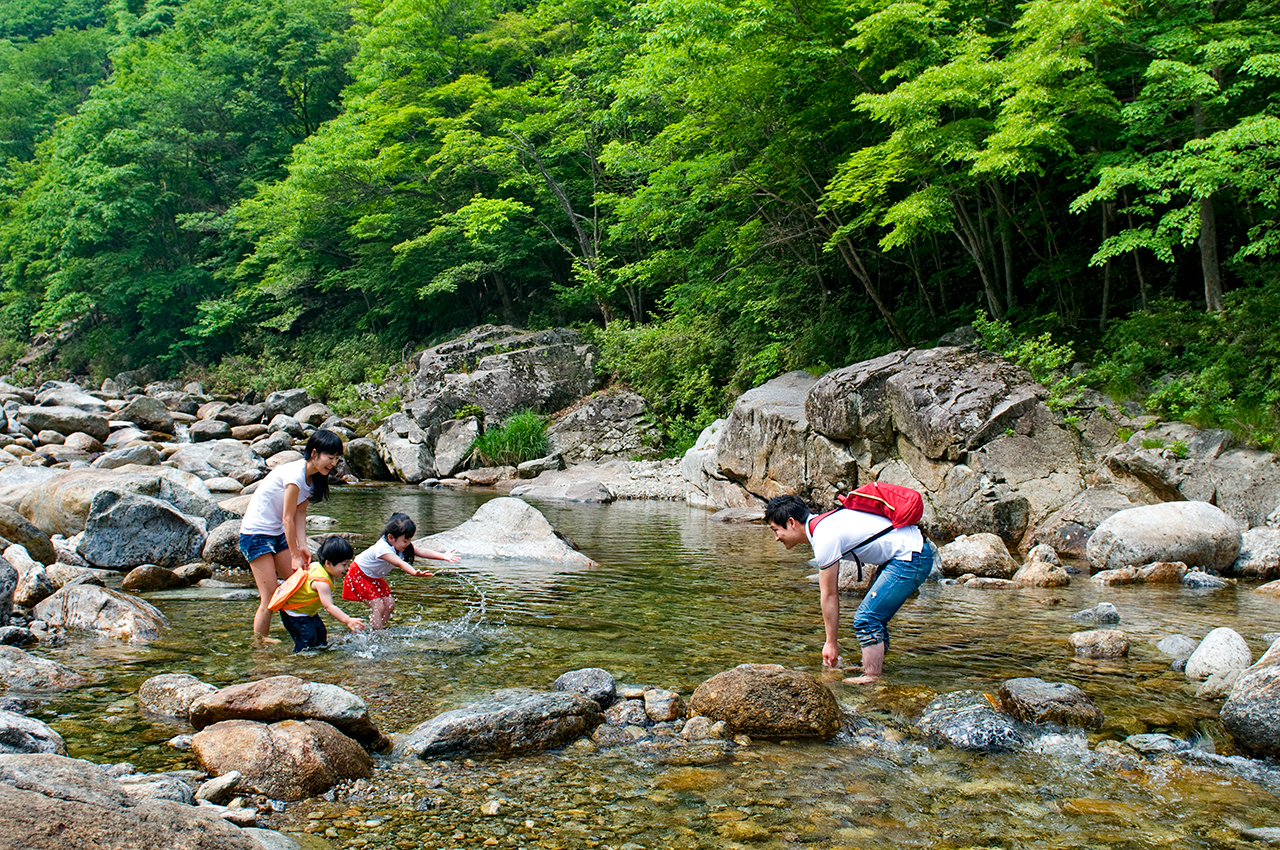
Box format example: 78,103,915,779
491,271,516,325
1193,101,1225,312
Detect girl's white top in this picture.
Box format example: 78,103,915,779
239,459,313,536
354,535,404,579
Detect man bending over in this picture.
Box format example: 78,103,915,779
765,493,934,683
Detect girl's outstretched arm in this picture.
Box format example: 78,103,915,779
316,581,364,631
380,551,433,578
411,542,461,563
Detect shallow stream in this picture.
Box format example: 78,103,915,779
28,486,1280,849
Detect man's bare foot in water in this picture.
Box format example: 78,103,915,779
842,674,880,684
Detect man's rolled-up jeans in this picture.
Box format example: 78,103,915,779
852,541,934,650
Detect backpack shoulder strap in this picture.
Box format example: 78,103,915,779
807,508,839,536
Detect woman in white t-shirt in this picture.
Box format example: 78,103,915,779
238,429,344,644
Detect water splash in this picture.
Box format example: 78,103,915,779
334,570,495,660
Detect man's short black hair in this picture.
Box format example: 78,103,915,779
765,494,811,527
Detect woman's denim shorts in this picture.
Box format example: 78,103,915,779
239,532,289,563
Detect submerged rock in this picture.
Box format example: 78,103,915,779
917,690,1025,752
1221,641,1280,757
998,677,1103,729
138,674,217,720
0,646,85,690
401,688,603,759
1068,629,1130,659
687,664,840,740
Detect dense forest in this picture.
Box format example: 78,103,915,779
3,0,1280,450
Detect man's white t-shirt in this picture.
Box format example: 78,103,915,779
354,536,403,579
239,459,313,536
805,509,923,569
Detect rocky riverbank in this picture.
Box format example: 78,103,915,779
6,324,1280,845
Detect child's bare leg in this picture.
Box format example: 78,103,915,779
370,596,395,630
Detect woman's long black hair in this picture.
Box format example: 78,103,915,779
304,429,343,503
383,512,417,564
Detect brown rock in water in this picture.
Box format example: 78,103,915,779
688,664,840,740
138,673,217,719
191,718,371,801
188,675,390,752
121,565,185,593
998,677,1103,728
1069,628,1130,659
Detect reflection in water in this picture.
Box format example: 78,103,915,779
27,486,1280,848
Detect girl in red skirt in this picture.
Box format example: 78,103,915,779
342,513,461,629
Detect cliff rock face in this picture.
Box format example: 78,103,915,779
403,325,604,430
690,347,1089,548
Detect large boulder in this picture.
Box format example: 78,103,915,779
137,674,217,719
343,438,392,481
33,584,168,641
1221,641,1280,756
1104,423,1280,529
681,420,764,510
545,389,662,465
76,491,206,571
0,753,264,850
1085,501,1241,572
201,520,247,568
687,664,841,740
34,382,109,413
937,533,1019,578
375,414,435,484
805,347,1086,545
400,688,602,758
0,504,54,565
0,646,85,690
214,403,265,428
168,441,267,486
15,406,109,443
1185,627,1252,683
715,371,844,503
997,677,1102,728
1230,527,1280,580
416,497,596,566
191,719,371,801
92,444,163,470
1026,486,1140,559
405,325,604,427
263,389,310,421
0,710,66,755
432,417,480,478
188,675,389,752
917,690,1025,752
116,397,174,435
16,468,225,538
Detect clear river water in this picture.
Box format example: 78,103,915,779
27,485,1280,849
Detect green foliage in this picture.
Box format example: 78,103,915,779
1141,437,1165,449
592,315,735,447
469,410,548,466
1084,289,1280,448
973,311,1083,410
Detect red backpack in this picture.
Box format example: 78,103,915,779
807,483,924,581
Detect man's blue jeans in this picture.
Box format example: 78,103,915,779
852,542,934,649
